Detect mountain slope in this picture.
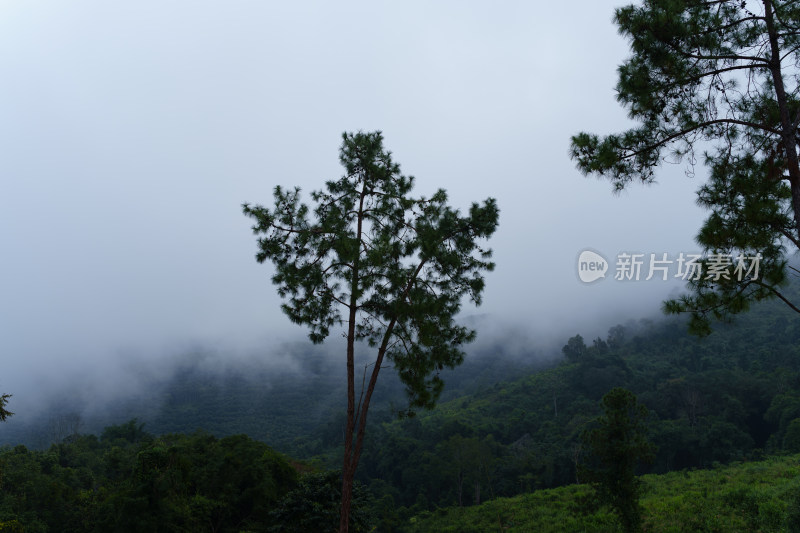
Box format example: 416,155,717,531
407,454,800,532
354,283,800,513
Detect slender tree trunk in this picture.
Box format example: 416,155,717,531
764,0,800,241
339,321,396,532
338,196,427,531
340,337,357,533
339,187,366,533
553,392,558,418
572,442,582,484
480,458,495,501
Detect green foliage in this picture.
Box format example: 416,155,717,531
561,334,587,363
407,484,619,533
0,423,303,532
580,388,655,532
353,287,800,511
101,432,299,532
243,130,499,410
0,394,12,422
100,418,150,445
268,471,373,533
785,419,800,453
0,520,23,533
408,454,800,532
570,0,800,332
786,486,800,532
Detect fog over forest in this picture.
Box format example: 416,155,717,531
1,1,709,421
6,2,800,531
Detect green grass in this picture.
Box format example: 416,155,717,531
406,455,800,532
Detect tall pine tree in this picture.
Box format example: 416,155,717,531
243,131,499,532
571,0,800,333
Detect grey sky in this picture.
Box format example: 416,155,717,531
1,2,708,407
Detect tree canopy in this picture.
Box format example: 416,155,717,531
570,0,800,333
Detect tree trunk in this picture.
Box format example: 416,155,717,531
339,462,354,533
339,332,394,532
553,392,558,418
338,334,357,532
338,190,427,532
764,0,800,241
339,187,366,533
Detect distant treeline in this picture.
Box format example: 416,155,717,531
0,420,373,532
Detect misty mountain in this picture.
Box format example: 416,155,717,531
0,333,547,455
5,278,800,521
344,280,800,511
3,280,800,530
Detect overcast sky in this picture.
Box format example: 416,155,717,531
0,2,710,405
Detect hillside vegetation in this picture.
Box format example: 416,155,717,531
0,421,376,532
407,454,800,532
350,282,800,520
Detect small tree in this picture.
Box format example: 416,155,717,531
243,131,499,532
580,387,655,533
562,334,587,363
570,0,800,334
0,394,12,422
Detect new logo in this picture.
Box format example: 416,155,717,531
577,250,608,283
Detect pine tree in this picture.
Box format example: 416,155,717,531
243,131,499,532
0,394,12,422
570,0,800,334
580,388,655,533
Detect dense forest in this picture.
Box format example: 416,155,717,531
0,420,374,532
347,282,800,527
4,282,800,531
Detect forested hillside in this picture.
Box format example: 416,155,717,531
4,284,800,531
0,422,303,532
342,283,800,525
0,419,384,532
408,454,800,532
